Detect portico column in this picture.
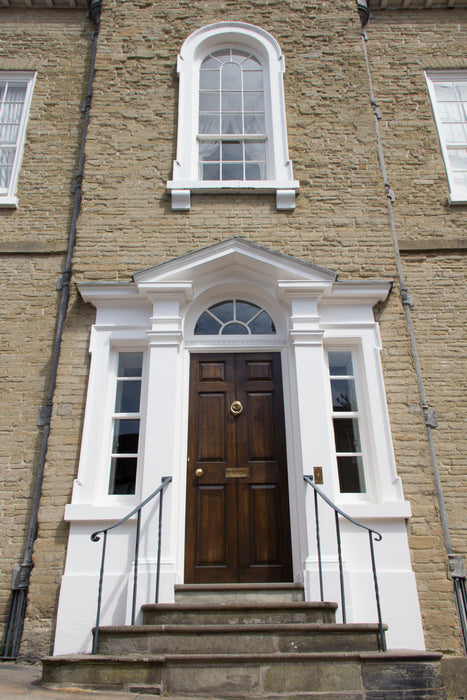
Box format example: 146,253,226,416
135,285,192,607
279,284,341,606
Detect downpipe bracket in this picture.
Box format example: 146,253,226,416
449,555,467,580
423,406,438,429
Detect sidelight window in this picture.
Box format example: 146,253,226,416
328,351,366,494
108,352,143,495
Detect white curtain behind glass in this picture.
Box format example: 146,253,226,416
0,83,27,190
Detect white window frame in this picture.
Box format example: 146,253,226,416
167,22,299,211
325,346,374,500
425,70,467,205
0,71,36,209
107,350,145,496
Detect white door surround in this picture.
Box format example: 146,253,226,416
53,238,425,655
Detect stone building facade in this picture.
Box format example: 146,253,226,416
0,0,465,680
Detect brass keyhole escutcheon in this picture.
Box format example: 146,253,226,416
195,468,204,477
230,400,243,415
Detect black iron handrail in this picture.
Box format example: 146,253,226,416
450,555,467,654
304,475,386,651
90,476,172,654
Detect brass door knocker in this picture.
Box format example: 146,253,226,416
230,400,243,415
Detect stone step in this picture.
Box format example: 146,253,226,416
42,655,164,692
174,582,305,604
141,600,337,626
96,622,384,655
42,650,446,698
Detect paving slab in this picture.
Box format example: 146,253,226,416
0,663,155,699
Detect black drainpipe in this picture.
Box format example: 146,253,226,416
1,0,102,660
358,0,467,652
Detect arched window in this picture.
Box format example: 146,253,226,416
167,22,299,211
194,299,276,335
198,49,267,182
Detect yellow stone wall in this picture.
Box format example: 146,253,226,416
0,0,464,658
0,8,91,656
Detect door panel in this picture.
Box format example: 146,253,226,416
248,484,281,564
246,392,275,461
185,352,292,583
198,393,226,461
196,485,227,565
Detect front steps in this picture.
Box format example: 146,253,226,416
42,584,446,698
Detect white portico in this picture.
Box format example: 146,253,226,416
53,239,424,655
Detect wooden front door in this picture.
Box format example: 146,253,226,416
185,353,293,583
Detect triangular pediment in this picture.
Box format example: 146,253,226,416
77,239,391,309
132,238,337,288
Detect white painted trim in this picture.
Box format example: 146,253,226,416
55,240,423,655
425,70,467,202
0,71,36,206
168,22,298,210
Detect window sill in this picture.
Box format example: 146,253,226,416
0,195,19,209
167,180,300,211
335,501,412,520
448,193,467,205
64,503,139,522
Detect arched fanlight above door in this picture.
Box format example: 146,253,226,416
194,299,276,335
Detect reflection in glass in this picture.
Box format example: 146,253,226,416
109,353,143,495
194,300,276,335
109,457,137,495
333,417,361,453
434,82,456,101
442,123,466,144
249,311,276,334
329,350,365,493
439,102,461,123
448,149,467,169
236,300,260,323
115,380,141,413
222,322,249,334
337,456,365,493
331,379,358,412
199,141,220,161
194,311,222,335
328,351,353,376
210,301,234,323
112,419,140,454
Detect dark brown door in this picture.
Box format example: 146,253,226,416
185,353,293,583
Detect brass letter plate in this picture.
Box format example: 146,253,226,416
225,468,250,479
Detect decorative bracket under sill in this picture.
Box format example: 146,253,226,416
168,183,298,211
